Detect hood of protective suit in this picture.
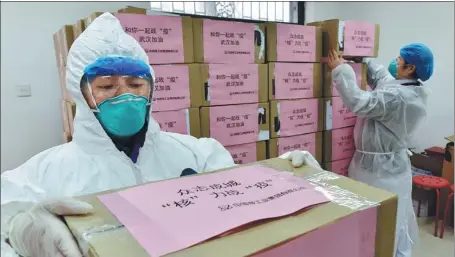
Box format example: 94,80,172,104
66,13,158,155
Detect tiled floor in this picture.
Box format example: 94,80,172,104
413,217,454,257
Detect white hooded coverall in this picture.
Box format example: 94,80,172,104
1,13,236,256
332,61,429,257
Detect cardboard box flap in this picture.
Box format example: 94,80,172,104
445,135,454,142
65,158,397,257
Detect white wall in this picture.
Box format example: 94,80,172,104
307,2,454,151
0,2,151,172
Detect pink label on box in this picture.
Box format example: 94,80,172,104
331,127,355,162
115,14,184,64
152,65,190,111
278,133,317,157
254,206,377,257
209,64,259,105
330,158,352,177
98,165,330,257
152,109,188,135
343,21,376,57
280,99,319,137
274,63,314,99
331,97,356,129
203,19,255,63
276,24,317,62
210,104,259,146
225,143,257,165
332,63,363,96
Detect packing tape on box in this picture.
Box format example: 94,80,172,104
75,165,379,255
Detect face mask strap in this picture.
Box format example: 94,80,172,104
86,78,101,113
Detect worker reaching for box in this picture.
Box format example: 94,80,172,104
310,43,432,257
0,13,313,257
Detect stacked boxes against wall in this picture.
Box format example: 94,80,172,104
195,18,269,165
307,19,380,176
53,21,77,143
116,10,202,138
266,23,324,165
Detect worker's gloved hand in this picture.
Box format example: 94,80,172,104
279,150,322,169
8,198,94,257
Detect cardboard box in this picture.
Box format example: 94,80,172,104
115,13,193,64
200,64,268,106
58,66,72,101
65,158,397,257
266,23,322,62
83,12,104,28
63,132,72,143
323,126,355,163
324,96,357,130
117,6,147,14
270,99,324,139
323,157,352,177
151,64,202,111
73,19,86,39
61,100,71,134
193,18,265,64
268,132,323,163
308,19,380,58
65,101,76,135
200,103,270,147
225,141,267,165
53,32,62,68
57,25,75,67
323,63,367,97
268,63,322,101
151,108,201,138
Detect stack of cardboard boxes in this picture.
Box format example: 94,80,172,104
195,19,269,165
307,19,380,176
54,8,381,171
266,23,324,164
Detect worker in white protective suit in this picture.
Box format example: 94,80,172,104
1,13,314,257
313,44,431,257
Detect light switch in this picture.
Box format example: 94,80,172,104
16,84,31,97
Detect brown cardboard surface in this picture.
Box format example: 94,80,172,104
322,63,367,97
73,19,86,39
117,6,147,14
53,32,62,68
268,63,322,101
269,99,324,139
63,132,72,143
268,132,323,163
65,101,76,135
58,67,72,101
256,141,267,161
61,100,70,134
266,23,322,62
193,18,265,64
83,12,104,28
200,64,268,106
200,103,270,141
65,158,397,257
188,108,201,138
181,16,195,64
445,135,455,142
307,19,380,58
58,25,75,67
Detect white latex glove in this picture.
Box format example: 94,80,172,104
279,150,322,169
8,198,93,257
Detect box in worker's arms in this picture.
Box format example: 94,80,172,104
64,158,397,257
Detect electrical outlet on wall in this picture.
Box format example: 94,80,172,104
15,84,31,97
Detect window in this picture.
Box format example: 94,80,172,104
150,1,298,23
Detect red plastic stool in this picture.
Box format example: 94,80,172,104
440,184,454,238
413,175,450,237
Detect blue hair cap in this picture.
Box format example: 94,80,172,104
83,56,152,82
400,43,434,82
